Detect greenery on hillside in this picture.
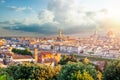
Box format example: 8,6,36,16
103,61,120,80
59,54,78,65
58,62,97,80
0,54,120,80
0,68,6,80
6,63,61,80
12,48,32,56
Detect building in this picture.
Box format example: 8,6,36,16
107,31,115,38
38,51,61,66
0,52,34,65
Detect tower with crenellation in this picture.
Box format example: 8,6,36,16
34,48,38,62
59,29,62,39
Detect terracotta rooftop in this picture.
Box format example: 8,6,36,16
39,51,53,56
44,58,56,63
0,52,12,56
12,54,33,59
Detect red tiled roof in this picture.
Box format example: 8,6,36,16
12,54,33,59
39,51,53,57
44,58,56,63
38,51,60,63
0,52,12,56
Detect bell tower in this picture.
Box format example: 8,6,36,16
34,48,38,62
9,46,14,55
58,29,62,40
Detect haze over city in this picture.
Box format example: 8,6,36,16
1,0,120,80
0,0,120,36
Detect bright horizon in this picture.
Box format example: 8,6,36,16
0,0,120,36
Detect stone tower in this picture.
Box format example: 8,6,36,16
58,29,62,39
34,48,38,62
9,46,14,55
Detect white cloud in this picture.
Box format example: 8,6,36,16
47,0,81,26
22,17,40,25
38,0,108,31
7,6,33,12
3,0,119,35
38,9,58,25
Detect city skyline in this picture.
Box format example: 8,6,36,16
0,0,120,36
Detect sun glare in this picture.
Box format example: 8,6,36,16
106,0,120,22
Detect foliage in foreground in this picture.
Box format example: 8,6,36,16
1,58,120,80
6,63,61,80
59,54,78,65
103,61,120,80
0,68,6,80
58,62,97,80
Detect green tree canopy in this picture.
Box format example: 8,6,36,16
12,48,32,56
59,54,78,65
58,62,97,80
103,61,120,80
6,63,61,80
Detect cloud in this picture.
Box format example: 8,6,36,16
0,0,5,3
2,0,117,35
47,0,84,26
38,0,108,31
38,9,58,25
7,6,32,12
0,19,95,35
2,22,58,34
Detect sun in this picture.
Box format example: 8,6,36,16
101,0,120,33
106,0,120,22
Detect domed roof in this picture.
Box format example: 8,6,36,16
107,31,115,38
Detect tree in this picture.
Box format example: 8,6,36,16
95,65,103,73
0,68,6,80
83,57,90,64
14,65,33,79
103,61,120,80
12,48,32,56
59,54,78,65
97,71,102,80
6,65,18,80
71,70,94,80
62,54,67,60
31,64,61,80
104,61,109,70
6,63,61,80
58,62,97,80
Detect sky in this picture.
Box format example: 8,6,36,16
0,0,120,36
